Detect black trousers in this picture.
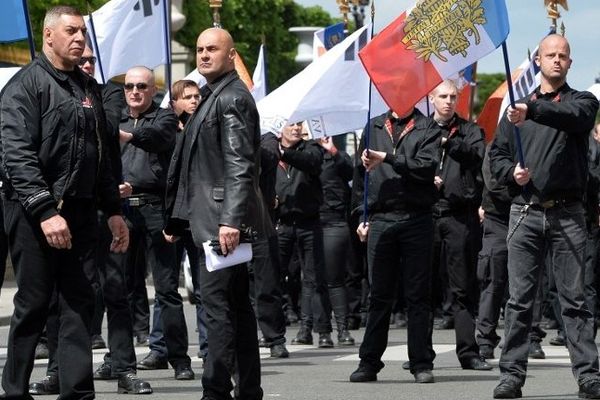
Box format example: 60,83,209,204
123,203,190,367
1,199,98,400
248,234,287,345
322,218,351,331
200,262,262,400
95,211,137,374
359,211,435,374
433,210,481,363
277,220,331,333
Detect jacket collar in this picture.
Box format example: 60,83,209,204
36,51,90,86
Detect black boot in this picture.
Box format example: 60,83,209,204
329,286,354,346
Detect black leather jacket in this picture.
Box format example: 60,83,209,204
0,53,121,221
165,71,273,244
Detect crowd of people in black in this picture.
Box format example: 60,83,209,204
0,5,600,400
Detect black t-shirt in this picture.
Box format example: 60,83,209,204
64,70,98,198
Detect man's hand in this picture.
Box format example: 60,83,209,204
434,176,443,190
119,129,134,143
219,225,240,256
361,149,386,172
478,206,485,224
107,215,129,253
318,136,336,153
119,182,133,198
356,222,369,242
513,163,531,186
41,214,72,249
163,230,180,243
507,104,528,127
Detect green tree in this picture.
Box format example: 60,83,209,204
473,72,505,116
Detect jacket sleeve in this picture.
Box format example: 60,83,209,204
445,123,485,169
281,140,323,176
350,129,367,216
0,75,58,221
260,132,280,174
218,93,258,230
384,120,441,182
332,150,354,182
489,116,519,191
129,108,178,153
526,91,599,135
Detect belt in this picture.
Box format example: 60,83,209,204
126,196,163,207
530,198,579,210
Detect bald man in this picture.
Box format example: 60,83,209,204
165,28,272,400
490,34,600,399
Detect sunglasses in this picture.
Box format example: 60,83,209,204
124,82,149,91
78,56,96,66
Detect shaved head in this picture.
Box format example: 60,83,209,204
539,34,570,56
535,34,572,91
196,28,237,83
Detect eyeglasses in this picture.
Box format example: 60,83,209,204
181,94,200,100
124,82,149,91
78,56,96,66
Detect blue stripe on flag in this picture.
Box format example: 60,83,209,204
0,0,28,43
481,0,510,46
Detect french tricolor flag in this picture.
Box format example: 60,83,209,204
360,0,510,117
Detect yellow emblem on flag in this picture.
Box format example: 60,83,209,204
402,0,487,62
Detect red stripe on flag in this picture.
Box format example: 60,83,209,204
359,11,442,116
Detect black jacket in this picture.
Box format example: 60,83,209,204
275,139,324,222
489,84,599,205
102,82,126,184
434,115,484,211
120,102,178,195
259,132,281,218
0,53,121,221
164,71,273,245
481,144,511,223
319,148,353,220
352,109,441,216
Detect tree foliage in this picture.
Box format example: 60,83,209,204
473,72,505,116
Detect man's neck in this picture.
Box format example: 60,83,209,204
433,112,453,125
43,48,75,71
540,78,566,94
129,105,150,119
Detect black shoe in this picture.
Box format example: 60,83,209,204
579,379,600,399
34,342,49,359
528,341,545,359
480,345,495,360
493,380,522,398
174,364,195,380
549,335,566,346
29,375,59,395
434,318,454,330
135,332,149,346
137,352,168,370
291,328,313,345
462,356,493,371
395,312,407,328
258,337,271,348
337,330,355,346
94,361,115,380
402,361,411,370
414,369,434,383
318,333,334,348
349,366,377,382
91,334,107,350
270,343,289,358
117,373,153,394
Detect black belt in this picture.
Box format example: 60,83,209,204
528,198,580,210
126,196,163,207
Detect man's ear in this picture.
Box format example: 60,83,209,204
229,48,237,62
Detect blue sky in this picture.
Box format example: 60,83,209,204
295,1,600,91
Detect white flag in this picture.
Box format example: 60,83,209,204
497,48,541,123
0,67,21,92
257,25,389,138
587,83,600,101
250,45,266,102
86,0,168,83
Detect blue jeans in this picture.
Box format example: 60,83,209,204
500,202,600,386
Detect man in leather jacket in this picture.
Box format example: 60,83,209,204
164,28,271,400
0,6,128,399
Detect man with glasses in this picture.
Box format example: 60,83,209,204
118,66,195,380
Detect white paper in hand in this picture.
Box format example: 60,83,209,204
202,241,253,272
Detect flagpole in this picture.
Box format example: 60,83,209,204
468,62,477,121
162,0,173,93
86,8,106,84
261,34,269,95
21,0,35,60
361,1,375,224
501,42,525,167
